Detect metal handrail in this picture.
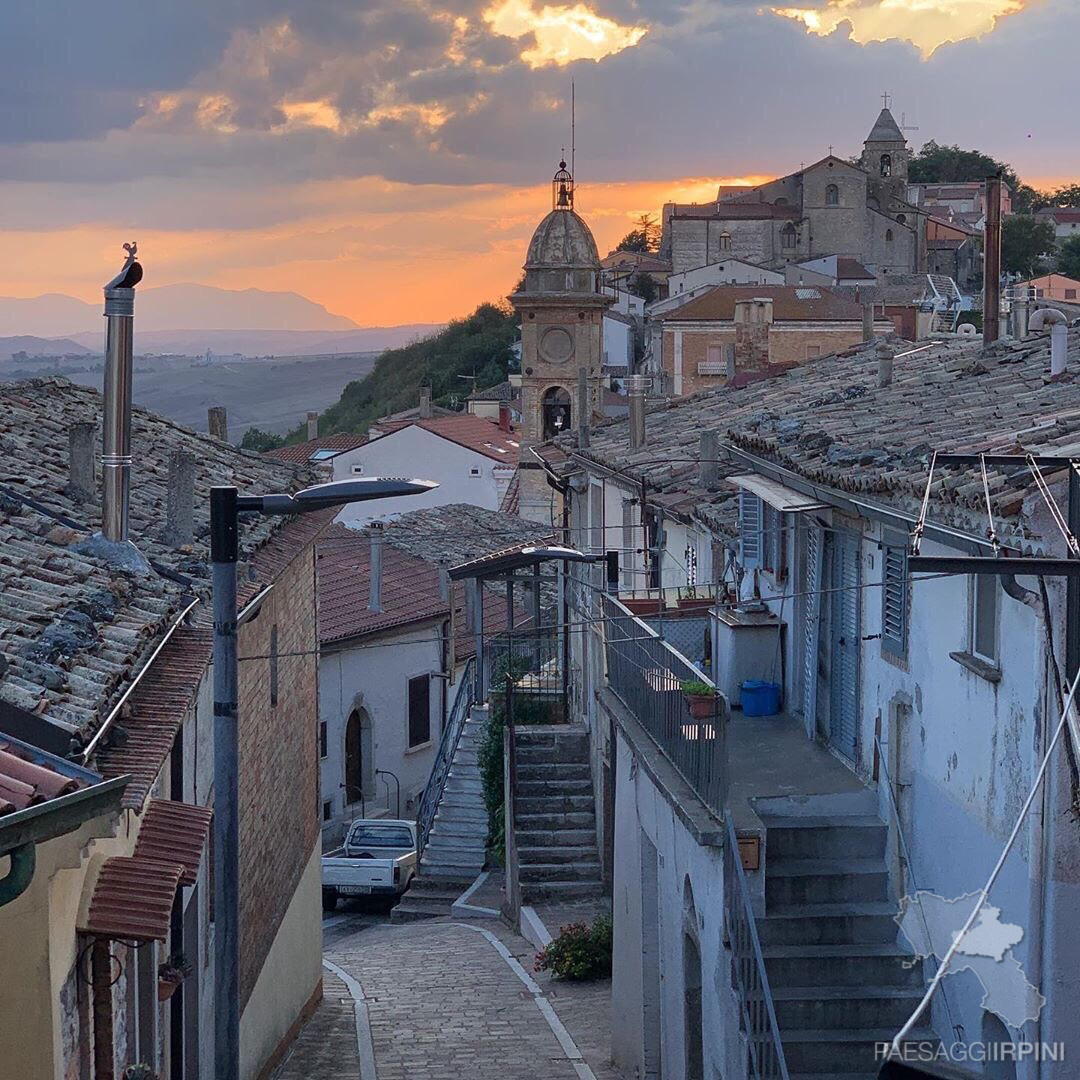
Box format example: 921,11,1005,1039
416,656,476,859
724,816,790,1080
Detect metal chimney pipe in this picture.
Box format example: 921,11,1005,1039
1030,308,1068,376
983,175,1003,346
699,430,719,490
369,523,384,612
628,375,646,450
306,412,319,440
101,243,142,542
577,366,590,449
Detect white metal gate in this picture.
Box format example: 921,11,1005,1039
828,529,861,761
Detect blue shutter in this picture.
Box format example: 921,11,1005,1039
738,492,762,568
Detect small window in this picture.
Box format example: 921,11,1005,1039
408,674,431,748
885,229,894,243
469,466,481,477
718,231,732,251
805,344,822,359
351,463,364,475
825,184,839,207
970,575,999,665
881,153,892,177
881,532,909,658
319,720,328,759
322,800,333,823
1067,289,1077,300
781,223,797,250
269,624,279,708
896,213,907,225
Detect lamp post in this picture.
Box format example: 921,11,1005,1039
211,477,436,1080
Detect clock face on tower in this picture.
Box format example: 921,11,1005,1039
539,325,574,364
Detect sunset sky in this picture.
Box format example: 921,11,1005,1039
2,0,1075,327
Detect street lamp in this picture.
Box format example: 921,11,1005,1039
210,476,436,1080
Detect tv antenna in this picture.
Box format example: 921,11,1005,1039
571,80,575,185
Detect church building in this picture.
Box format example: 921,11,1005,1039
660,105,925,280
509,160,613,523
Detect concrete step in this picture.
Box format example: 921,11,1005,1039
519,861,602,883
518,844,598,865
757,902,901,946
400,878,464,901
444,776,483,793
515,811,595,831
762,944,924,989
516,795,595,815
429,819,487,839
517,778,593,798
765,858,889,906
422,846,486,870
416,866,484,885
771,985,927,1031
516,763,591,782
764,816,887,861
438,792,486,812
520,879,605,901
516,746,587,766
782,1029,938,1074
424,838,486,861
517,828,597,848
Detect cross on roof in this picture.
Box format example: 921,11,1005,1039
828,145,834,156
882,91,892,109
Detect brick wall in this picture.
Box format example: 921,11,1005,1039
662,323,868,395
237,544,319,1006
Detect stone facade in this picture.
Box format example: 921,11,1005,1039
237,541,320,1007
662,108,924,279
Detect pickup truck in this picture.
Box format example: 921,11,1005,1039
321,818,418,911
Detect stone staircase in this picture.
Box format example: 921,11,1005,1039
513,725,604,902
392,707,488,921
754,805,937,1078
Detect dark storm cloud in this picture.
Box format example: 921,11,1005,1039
0,0,1074,194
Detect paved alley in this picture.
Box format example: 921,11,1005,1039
274,915,621,1080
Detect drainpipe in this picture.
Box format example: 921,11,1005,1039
0,843,35,906
369,523,384,613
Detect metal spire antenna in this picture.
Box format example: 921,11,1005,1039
571,80,575,189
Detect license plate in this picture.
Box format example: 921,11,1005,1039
338,885,372,895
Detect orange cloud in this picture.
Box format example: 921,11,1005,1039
772,0,1026,57
484,0,647,67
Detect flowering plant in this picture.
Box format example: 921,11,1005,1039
534,916,613,981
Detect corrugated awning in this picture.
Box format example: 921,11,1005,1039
728,474,829,513
81,856,185,941
134,799,213,886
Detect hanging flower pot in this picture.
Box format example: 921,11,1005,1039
157,974,182,1002
157,953,192,1001
681,680,716,719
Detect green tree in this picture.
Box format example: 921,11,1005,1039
627,271,658,304
615,213,660,254
908,141,1019,188
1047,184,1080,208
1001,216,1057,278
239,427,285,452
1058,236,1080,281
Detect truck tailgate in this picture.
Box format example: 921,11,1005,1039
322,856,395,891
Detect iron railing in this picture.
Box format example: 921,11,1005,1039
416,656,476,859
487,627,566,725
724,816,790,1080
602,594,727,816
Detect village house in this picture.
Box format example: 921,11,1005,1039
655,283,893,396
1035,206,1080,247
315,504,546,847
531,324,1080,1076
0,379,329,1079
661,106,926,280
1015,272,1080,305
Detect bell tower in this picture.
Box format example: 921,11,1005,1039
509,160,613,521
861,97,910,198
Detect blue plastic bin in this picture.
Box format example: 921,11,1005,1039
741,680,781,717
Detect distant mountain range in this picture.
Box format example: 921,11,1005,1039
0,283,441,356
0,335,93,359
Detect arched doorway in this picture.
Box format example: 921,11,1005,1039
542,386,571,439
683,877,705,1080
344,708,373,805
981,1013,1017,1080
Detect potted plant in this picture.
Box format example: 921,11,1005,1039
681,679,717,719
157,952,192,1001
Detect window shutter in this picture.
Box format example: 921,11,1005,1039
739,492,762,568
881,538,908,657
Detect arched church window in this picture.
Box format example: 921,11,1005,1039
542,386,572,439
781,223,797,249
885,228,894,242
880,153,892,177
825,184,839,207
718,231,732,251
896,213,906,225
774,197,788,206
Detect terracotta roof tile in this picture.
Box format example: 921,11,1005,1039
134,798,213,886
262,433,367,465
367,414,520,464
661,285,864,323
81,855,186,941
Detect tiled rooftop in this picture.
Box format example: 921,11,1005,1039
548,331,1080,547
262,433,367,465
0,378,316,740
659,285,865,323
367,414,520,464
0,735,85,814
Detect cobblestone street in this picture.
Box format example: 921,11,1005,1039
274,913,621,1080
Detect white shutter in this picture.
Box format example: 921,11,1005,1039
738,492,762,568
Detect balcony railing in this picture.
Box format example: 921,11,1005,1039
724,816,790,1080
602,594,727,816
416,656,476,859
487,627,566,725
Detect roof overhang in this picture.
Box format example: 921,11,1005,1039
727,474,829,513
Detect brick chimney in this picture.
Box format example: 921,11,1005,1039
208,406,228,441
68,422,98,505
165,450,196,547
734,298,773,371
306,411,319,440
498,402,512,432
418,386,433,419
